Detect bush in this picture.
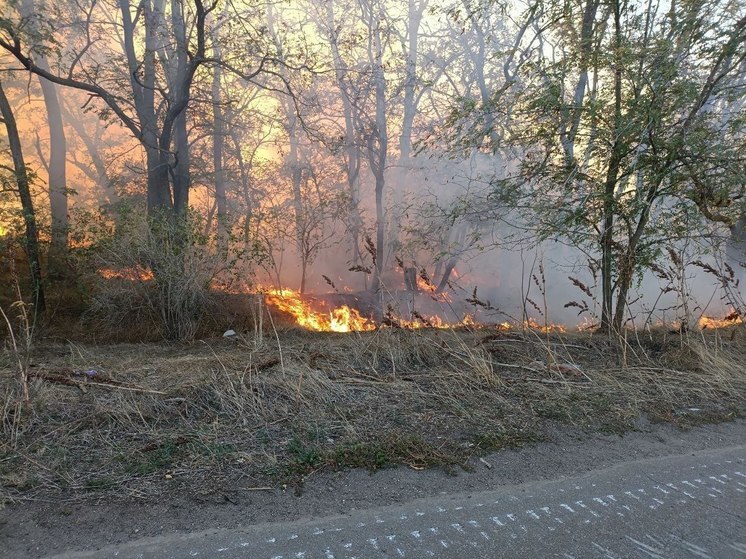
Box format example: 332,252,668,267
78,206,234,341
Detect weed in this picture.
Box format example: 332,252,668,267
328,442,390,470
124,440,181,476
85,477,116,491
470,430,542,451
286,436,323,469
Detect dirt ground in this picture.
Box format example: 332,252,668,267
1,327,745,557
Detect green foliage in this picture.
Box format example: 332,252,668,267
497,0,746,328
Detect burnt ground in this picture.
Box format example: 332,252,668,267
1,326,745,557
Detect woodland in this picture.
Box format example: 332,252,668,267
0,0,744,335
0,0,745,518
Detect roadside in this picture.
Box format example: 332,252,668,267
41,442,746,559
3,418,745,558
1,328,745,557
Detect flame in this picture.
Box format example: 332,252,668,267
698,310,743,330
415,277,452,302
523,317,567,333
263,286,572,334
264,287,376,333
98,267,154,281
416,276,436,293
388,313,475,329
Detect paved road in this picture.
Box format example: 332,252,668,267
49,445,746,559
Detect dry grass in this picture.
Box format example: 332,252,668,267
1,325,745,507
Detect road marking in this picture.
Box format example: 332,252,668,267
625,535,664,559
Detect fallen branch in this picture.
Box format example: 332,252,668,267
30,371,166,395
82,381,167,395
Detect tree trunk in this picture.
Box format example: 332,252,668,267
369,7,388,293
372,165,386,292
0,81,45,312
212,51,227,253
169,0,190,219
21,0,67,265
231,131,254,247
326,1,365,283
37,63,68,267
291,158,305,292
172,109,190,216
391,0,424,259
726,213,746,286
599,0,623,334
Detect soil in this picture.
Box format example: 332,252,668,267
2,417,744,559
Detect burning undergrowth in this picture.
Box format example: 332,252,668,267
1,325,745,507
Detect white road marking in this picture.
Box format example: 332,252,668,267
625,535,664,559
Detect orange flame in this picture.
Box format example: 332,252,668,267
264,288,376,333
393,313,473,329
414,277,452,302
523,317,567,333
698,310,743,330
98,267,154,281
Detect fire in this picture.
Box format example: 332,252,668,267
524,317,567,333
416,276,435,292
698,310,743,330
264,287,376,333
394,314,469,329
262,285,574,334
415,277,452,302
98,267,154,281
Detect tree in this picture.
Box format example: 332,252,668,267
19,0,69,267
511,0,746,333
0,0,219,223
0,79,45,312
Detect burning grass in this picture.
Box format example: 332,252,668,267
1,325,745,507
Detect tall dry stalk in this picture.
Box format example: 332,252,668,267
1,277,36,446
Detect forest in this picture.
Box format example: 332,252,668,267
0,0,745,525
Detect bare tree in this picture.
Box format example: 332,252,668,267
0,0,219,223
21,0,68,267
0,79,45,312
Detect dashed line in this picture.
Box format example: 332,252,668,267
180,458,745,559
625,535,665,559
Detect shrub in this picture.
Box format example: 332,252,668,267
78,205,234,341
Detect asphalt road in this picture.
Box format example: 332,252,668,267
48,445,746,559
